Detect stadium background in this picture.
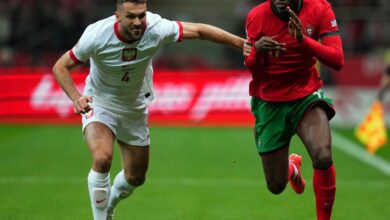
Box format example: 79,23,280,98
1,0,390,219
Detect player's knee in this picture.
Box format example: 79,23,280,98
313,157,333,170
267,182,287,195
93,153,113,172
312,147,333,169
125,173,146,187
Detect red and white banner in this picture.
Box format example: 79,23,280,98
150,71,252,126
0,68,254,126
1,66,389,127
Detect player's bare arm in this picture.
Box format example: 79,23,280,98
243,39,252,57
52,52,92,114
181,22,245,50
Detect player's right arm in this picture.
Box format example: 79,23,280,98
181,22,245,50
52,51,92,114
243,6,287,72
243,35,286,73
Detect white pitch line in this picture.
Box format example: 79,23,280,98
332,130,390,176
0,176,389,188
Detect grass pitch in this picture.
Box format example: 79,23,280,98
0,125,389,220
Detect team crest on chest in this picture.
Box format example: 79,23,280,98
304,24,315,37
122,48,137,61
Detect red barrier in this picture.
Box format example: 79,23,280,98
2,55,382,126
0,68,254,126
334,55,384,86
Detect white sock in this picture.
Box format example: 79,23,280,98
108,170,137,212
88,169,111,220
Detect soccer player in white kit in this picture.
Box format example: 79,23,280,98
52,0,245,219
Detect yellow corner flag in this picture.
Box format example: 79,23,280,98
355,100,387,154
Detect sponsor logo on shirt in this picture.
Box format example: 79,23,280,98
122,48,137,61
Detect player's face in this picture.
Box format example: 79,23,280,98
116,2,147,41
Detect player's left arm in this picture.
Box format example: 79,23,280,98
181,22,245,50
287,6,344,71
301,35,344,71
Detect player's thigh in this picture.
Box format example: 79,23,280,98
82,105,117,155
297,106,331,146
294,90,334,153
84,122,116,155
260,147,289,186
115,109,150,176
296,106,332,161
117,141,149,176
292,90,335,161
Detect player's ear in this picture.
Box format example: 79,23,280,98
115,11,120,21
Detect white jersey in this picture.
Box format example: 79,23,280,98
70,12,183,111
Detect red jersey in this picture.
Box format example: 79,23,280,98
245,0,342,101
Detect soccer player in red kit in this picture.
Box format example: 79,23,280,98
244,0,344,219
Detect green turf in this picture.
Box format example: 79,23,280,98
0,125,389,220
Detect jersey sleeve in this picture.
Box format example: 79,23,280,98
244,8,264,72
155,17,183,44
245,8,262,43
318,2,339,39
70,25,97,64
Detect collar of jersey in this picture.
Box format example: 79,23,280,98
114,21,143,45
270,0,303,22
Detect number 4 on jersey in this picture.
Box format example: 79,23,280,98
121,72,130,82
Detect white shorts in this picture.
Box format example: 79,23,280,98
82,104,150,146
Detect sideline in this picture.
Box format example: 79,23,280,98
332,131,390,176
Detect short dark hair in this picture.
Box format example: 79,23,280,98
117,0,147,4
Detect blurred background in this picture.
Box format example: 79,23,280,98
0,0,389,70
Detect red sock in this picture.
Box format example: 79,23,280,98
313,165,336,220
288,163,295,181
